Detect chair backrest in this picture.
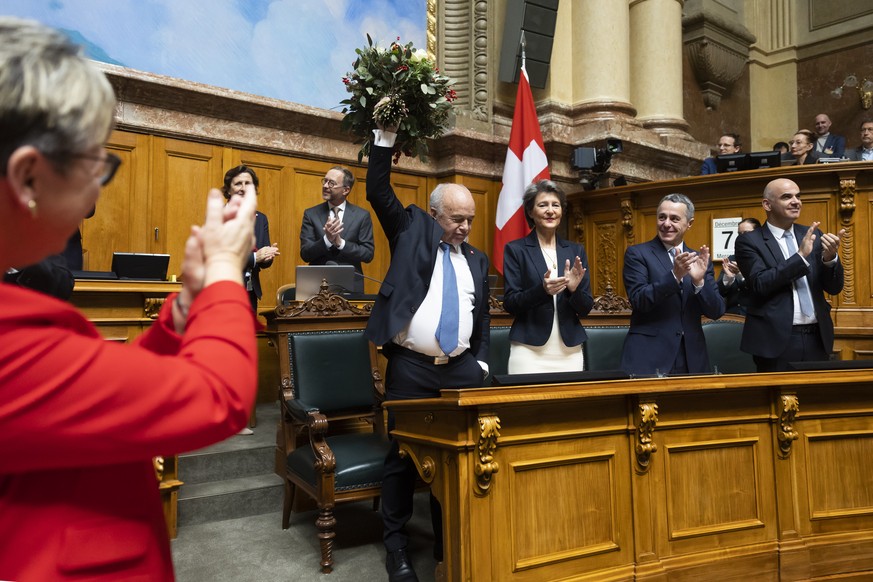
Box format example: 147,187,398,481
583,326,629,371
276,284,296,305
489,326,511,377
703,318,755,374
288,329,376,412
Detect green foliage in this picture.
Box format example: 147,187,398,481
340,36,457,163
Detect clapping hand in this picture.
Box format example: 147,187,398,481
542,269,568,296
687,245,711,286
324,215,344,246
564,256,587,293
799,222,819,258
820,228,845,263
722,256,740,277
674,246,709,286
255,243,279,264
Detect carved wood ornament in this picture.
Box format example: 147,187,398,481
636,401,659,472
144,297,165,319
277,283,372,318
777,393,799,459
839,177,856,304
474,414,500,495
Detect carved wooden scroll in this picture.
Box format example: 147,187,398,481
636,401,659,472
474,414,500,495
777,393,799,459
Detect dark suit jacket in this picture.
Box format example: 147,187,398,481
735,222,844,359
700,157,717,175
3,254,74,301
244,212,272,302
717,254,750,315
845,147,872,161
364,145,490,363
620,237,725,376
299,201,375,292
816,133,846,158
502,231,593,347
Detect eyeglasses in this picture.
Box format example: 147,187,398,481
67,152,123,186
321,178,345,189
80,152,122,186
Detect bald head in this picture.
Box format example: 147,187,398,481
430,183,476,246
814,114,832,137
762,178,802,230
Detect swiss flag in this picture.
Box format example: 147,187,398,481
492,66,550,274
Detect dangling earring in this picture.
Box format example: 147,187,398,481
27,199,38,218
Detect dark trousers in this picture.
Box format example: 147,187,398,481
381,346,484,560
753,324,828,372
670,336,689,375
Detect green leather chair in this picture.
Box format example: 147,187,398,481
703,317,755,374
583,326,629,371
488,326,512,377
280,329,390,573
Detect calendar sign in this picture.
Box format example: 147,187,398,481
712,217,742,260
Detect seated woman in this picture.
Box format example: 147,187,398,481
502,180,594,374
221,165,280,312
785,130,821,165
0,18,259,580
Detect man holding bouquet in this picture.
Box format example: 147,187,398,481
365,120,491,582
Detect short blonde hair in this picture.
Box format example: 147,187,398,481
0,17,116,174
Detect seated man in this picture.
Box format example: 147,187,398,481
813,113,846,158
845,119,873,162
700,133,741,175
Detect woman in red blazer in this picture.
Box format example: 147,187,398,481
0,19,259,581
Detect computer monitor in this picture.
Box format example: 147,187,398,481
295,265,357,300
110,252,170,280
715,153,748,173
748,151,781,170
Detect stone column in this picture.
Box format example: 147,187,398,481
630,0,690,136
746,0,798,151
570,0,636,121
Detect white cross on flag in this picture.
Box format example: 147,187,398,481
492,66,550,274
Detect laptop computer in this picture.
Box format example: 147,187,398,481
72,270,117,280
111,252,170,281
296,264,357,300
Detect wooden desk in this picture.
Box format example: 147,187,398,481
386,369,873,581
72,279,181,342
71,278,183,539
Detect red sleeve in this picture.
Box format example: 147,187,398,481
0,281,258,473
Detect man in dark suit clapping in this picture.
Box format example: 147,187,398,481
735,178,845,372
299,166,374,292
621,193,725,376
366,123,490,582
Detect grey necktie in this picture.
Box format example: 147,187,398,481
783,230,815,317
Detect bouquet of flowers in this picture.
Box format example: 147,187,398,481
340,34,457,163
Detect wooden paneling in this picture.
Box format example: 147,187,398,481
572,163,873,355
388,369,873,581
151,138,224,277
82,131,151,270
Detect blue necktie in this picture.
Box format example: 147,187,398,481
436,242,459,355
784,230,815,317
